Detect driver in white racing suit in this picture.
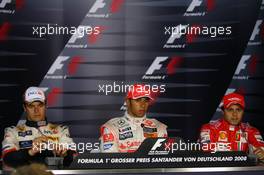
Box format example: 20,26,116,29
2,87,76,167
99,84,168,153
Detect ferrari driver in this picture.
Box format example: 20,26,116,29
99,84,168,153
2,87,75,167
199,92,264,162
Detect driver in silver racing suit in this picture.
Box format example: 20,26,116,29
100,84,168,153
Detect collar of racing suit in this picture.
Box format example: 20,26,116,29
221,118,244,131
125,111,146,125
25,119,48,128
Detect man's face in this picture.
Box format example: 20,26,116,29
223,104,244,126
126,97,150,118
24,101,46,121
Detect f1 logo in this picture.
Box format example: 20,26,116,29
235,55,250,75
151,139,166,151
47,56,70,74
145,57,169,75
0,0,11,8
68,26,87,44
89,0,123,13
89,0,106,13
250,20,263,41
186,0,202,12
166,25,189,44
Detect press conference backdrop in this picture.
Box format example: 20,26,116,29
0,0,264,154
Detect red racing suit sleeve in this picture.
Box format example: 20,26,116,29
199,124,217,152
246,126,264,148
199,124,231,152
245,126,264,160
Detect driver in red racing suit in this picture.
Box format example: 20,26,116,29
99,84,167,153
199,92,264,162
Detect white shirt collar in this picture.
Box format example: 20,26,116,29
125,111,146,124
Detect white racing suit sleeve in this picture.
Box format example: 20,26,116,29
2,126,33,167
56,125,76,167
157,122,168,138
59,125,75,150
2,126,19,156
100,125,118,152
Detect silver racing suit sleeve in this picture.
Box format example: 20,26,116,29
100,125,118,153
